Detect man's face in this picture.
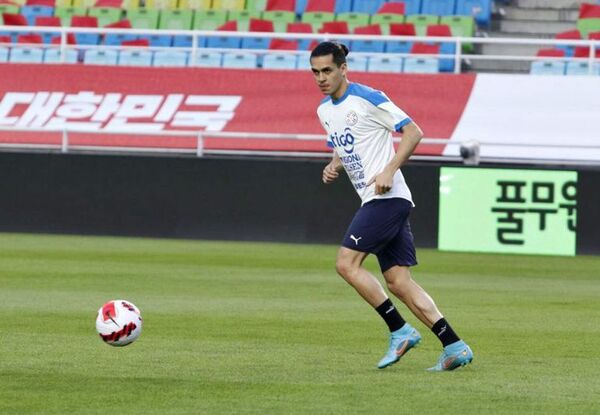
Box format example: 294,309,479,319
310,54,347,98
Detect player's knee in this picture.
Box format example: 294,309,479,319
335,258,357,281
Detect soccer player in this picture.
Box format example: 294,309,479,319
311,41,473,371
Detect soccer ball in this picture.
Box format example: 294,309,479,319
96,300,143,347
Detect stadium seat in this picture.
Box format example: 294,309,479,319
193,10,228,31
206,20,241,49
2,13,28,26
0,5,20,17
351,24,385,53
579,2,600,18
386,23,416,53
536,48,566,58
241,18,274,50
54,6,86,26
228,9,262,32
262,10,295,32
265,0,295,11
286,22,313,50
262,52,297,69
222,52,258,68
0,46,8,62
403,57,439,73
553,29,581,57
426,24,455,71
319,21,349,34
178,0,212,9
246,0,268,12
84,49,118,65
381,0,420,15
440,15,474,52
9,46,44,63
353,0,385,14
213,0,245,10
141,0,178,9
71,16,101,45
118,49,152,66
159,9,192,46
192,51,222,67
104,19,137,45
304,0,334,12
35,16,61,43
269,38,298,50
302,11,335,32
566,61,593,75
128,8,159,29
17,33,43,44
43,47,79,63
295,0,308,14
335,12,370,32
153,49,188,66
405,15,439,36
296,52,310,69
334,0,352,14
368,55,403,72
455,0,491,27
577,18,600,38
21,5,54,26
346,54,368,71
529,60,565,75
89,7,123,27
421,0,456,16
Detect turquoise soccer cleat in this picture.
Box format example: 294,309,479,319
427,340,473,372
377,324,422,369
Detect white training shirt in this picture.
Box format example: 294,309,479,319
317,82,414,205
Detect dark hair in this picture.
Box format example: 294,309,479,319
310,41,349,67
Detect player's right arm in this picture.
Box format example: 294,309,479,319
323,152,343,184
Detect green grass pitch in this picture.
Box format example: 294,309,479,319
1,233,599,414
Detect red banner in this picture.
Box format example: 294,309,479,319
0,64,475,155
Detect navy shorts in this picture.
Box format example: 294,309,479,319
342,198,417,273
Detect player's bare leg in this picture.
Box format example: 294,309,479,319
383,265,474,371
335,247,421,368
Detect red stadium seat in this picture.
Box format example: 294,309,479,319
249,18,274,32
17,33,43,43
554,29,582,40
287,21,313,32
2,13,28,25
589,31,600,40
304,0,334,12
218,20,237,30
579,3,600,18
426,24,452,37
319,21,349,34
35,15,60,26
354,23,382,35
377,2,406,14
122,38,148,46
536,48,566,57
94,0,123,7
269,38,298,49
0,35,11,43
51,33,76,44
411,42,440,54
390,23,416,36
105,19,131,28
71,16,98,27
574,46,592,57
25,0,55,6
266,0,295,11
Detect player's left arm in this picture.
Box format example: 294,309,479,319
368,121,423,195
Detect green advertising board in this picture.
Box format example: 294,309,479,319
438,167,577,256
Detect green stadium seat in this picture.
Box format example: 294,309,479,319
440,15,474,52
577,18,600,38
88,7,124,27
228,10,262,32
335,12,369,32
56,0,73,6
246,0,268,12
371,13,405,35
262,10,294,32
54,6,86,26
127,8,160,29
194,9,229,32
405,14,439,36
213,0,245,11
159,9,193,30
178,0,212,9
0,5,20,19
301,11,335,32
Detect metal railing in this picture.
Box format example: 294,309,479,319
0,25,599,74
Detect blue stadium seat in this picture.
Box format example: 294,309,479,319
386,41,414,54
192,51,222,67
401,0,423,15
83,49,119,65
145,35,173,47
421,0,456,16
0,47,9,62
297,52,311,70
222,52,258,69
153,50,188,66
368,55,403,72
455,0,491,26
403,57,439,73
118,50,153,66
296,0,309,14
44,48,78,64
21,5,54,26
173,35,193,47
439,42,456,71
352,0,385,14
529,60,565,75
334,0,352,13
346,54,368,71
9,47,44,63
565,61,592,76
104,34,138,46
351,39,385,53
241,36,271,50
262,53,297,70
206,35,241,49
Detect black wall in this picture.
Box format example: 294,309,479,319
0,153,440,247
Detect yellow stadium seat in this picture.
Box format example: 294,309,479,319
178,0,212,9
71,0,96,7
212,0,245,11
143,0,179,9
